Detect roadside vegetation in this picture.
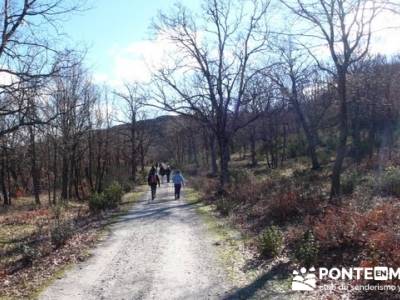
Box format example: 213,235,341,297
188,145,400,298
0,184,145,298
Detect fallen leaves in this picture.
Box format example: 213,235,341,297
0,201,100,298
0,227,100,298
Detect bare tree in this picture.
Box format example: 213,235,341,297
136,112,154,173
282,0,395,199
0,0,82,136
270,40,334,170
52,61,94,200
114,83,145,183
151,0,271,188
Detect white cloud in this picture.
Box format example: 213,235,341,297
94,35,176,89
0,71,16,87
97,8,400,90
290,8,400,63
92,72,109,84
370,10,400,55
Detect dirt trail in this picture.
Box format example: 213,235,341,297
39,184,234,300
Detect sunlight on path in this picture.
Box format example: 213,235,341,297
39,184,233,300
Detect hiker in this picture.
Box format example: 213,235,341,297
172,170,185,200
165,165,171,183
159,164,166,183
147,166,160,201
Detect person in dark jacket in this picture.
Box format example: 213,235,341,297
159,164,166,183
165,165,171,183
147,166,160,201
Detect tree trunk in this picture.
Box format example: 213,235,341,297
130,121,137,183
350,98,363,163
203,131,210,169
266,145,271,169
250,127,257,167
291,82,320,170
281,123,287,167
351,124,362,163
47,137,52,206
192,137,199,168
1,148,9,206
140,143,145,172
218,135,230,189
309,141,320,170
61,152,69,200
209,134,218,175
52,139,58,205
71,148,81,201
330,72,348,200
68,153,74,200
95,139,102,193
367,103,377,158
29,126,41,205
87,130,94,192
6,152,11,204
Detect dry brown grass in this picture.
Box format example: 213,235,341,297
0,186,146,298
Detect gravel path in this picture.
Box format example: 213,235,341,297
39,184,234,300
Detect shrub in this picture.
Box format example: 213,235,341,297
377,166,400,197
137,170,148,185
259,225,283,258
122,182,132,193
51,203,64,220
341,171,362,195
267,187,323,224
103,181,123,207
287,142,297,158
318,151,332,165
230,169,254,185
324,134,337,152
216,197,233,216
298,187,324,216
18,244,39,262
191,177,220,204
294,230,319,267
269,191,300,224
89,182,123,212
88,192,107,212
349,140,372,161
312,206,364,251
50,222,73,248
362,203,400,230
292,169,307,179
287,138,307,158
292,169,320,186
313,203,400,265
225,180,267,206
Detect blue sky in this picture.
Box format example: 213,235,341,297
60,0,400,89
62,0,199,85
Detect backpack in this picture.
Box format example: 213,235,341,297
149,174,157,185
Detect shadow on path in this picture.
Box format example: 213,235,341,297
107,201,198,226
223,262,293,300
